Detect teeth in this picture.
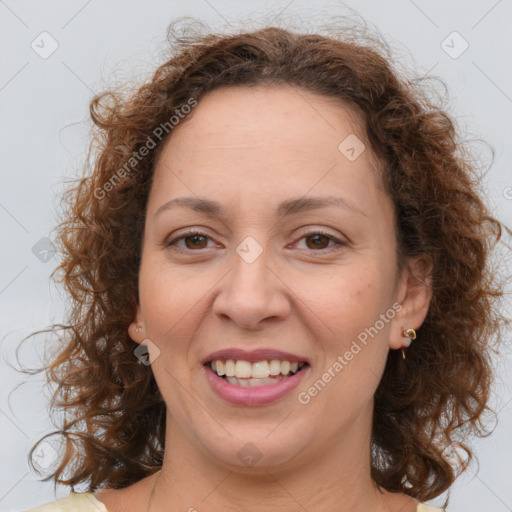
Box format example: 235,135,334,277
225,360,235,377
225,375,288,387
235,360,252,378
210,359,305,380
269,360,281,376
252,361,270,378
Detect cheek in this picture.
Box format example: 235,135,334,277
313,267,394,397
138,257,206,330
138,269,198,368
299,262,390,344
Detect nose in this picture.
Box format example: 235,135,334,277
212,244,291,331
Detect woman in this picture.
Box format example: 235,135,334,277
25,19,507,512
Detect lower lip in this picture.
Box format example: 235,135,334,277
204,364,309,406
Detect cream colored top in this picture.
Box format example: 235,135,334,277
25,493,446,511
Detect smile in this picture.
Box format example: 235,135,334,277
204,359,309,406
207,359,307,386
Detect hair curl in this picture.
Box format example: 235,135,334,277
29,18,509,506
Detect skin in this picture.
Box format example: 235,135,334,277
96,85,432,512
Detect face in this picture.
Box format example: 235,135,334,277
129,85,431,473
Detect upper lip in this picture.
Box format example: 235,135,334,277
202,348,309,365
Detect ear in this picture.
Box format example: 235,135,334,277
128,303,146,345
389,254,433,350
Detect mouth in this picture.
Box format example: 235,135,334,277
204,359,309,387
202,350,310,406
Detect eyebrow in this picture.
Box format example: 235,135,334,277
154,195,367,219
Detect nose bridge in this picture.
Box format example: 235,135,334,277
213,235,290,329
233,236,271,294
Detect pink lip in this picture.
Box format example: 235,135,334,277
202,348,308,364
204,364,309,406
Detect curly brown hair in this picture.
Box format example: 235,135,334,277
29,18,509,506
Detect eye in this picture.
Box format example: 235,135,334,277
165,230,216,251
292,230,347,253
165,229,347,254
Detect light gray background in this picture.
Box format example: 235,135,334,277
1,1,511,511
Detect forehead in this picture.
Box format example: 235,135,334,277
149,85,388,220
160,85,367,155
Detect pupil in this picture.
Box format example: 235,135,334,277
307,234,328,249
186,235,206,249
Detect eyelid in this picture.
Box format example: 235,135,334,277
165,227,348,253
289,228,347,252
293,226,344,240
164,228,219,251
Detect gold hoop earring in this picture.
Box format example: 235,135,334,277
401,328,416,360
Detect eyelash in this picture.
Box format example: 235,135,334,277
165,229,347,254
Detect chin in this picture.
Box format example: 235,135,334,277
197,430,312,474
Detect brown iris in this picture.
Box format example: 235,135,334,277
304,234,330,250
184,234,208,249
